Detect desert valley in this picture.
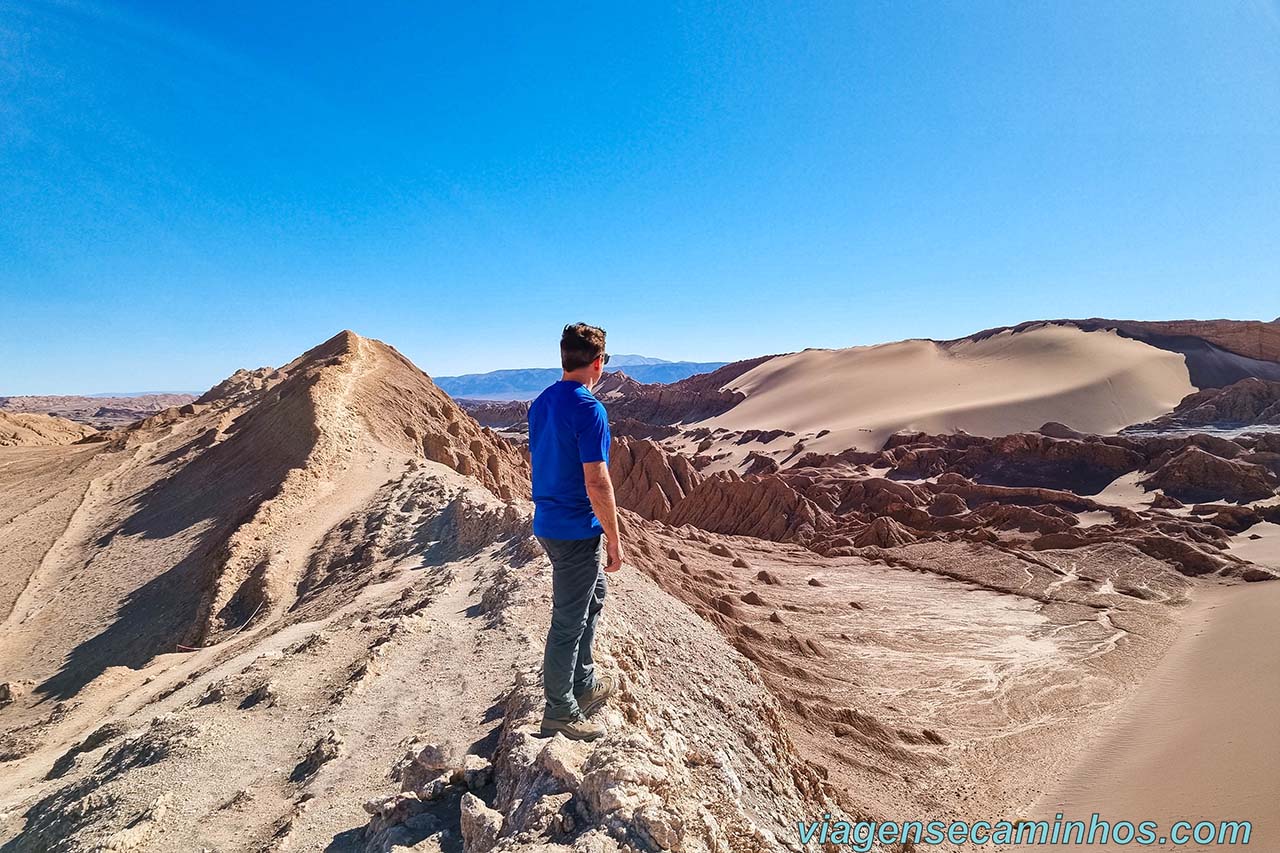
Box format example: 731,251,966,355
2,318,1279,853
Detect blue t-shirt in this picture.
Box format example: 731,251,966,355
528,380,611,540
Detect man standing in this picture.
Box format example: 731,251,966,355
528,323,624,741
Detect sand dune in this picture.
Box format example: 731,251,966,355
703,324,1196,452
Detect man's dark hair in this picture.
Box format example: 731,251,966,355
561,323,607,371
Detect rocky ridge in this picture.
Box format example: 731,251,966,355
0,331,832,853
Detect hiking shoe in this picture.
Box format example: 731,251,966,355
539,714,605,741
575,674,616,717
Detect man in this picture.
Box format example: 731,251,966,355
527,322,624,741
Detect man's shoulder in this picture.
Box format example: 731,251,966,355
533,382,604,419
572,386,606,416
530,382,564,410
572,384,601,403
551,383,601,408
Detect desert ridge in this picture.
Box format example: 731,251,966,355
0,330,828,852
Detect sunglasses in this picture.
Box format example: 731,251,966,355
601,352,610,365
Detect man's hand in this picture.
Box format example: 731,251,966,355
604,536,624,573
583,461,624,574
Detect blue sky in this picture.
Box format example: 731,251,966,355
2,1,1278,394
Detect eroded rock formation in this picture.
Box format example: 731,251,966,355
1129,378,1280,430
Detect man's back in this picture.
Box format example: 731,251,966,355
528,379,611,540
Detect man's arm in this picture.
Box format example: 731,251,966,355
583,461,624,572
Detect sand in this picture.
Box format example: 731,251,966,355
1092,471,1161,510
1226,521,1280,568
623,524,1191,834
702,324,1196,453
1015,581,1280,851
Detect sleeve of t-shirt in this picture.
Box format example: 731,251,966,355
575,399,611,464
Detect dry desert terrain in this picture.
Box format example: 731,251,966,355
2,319,1279,852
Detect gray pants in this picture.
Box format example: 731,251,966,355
537,534,606,720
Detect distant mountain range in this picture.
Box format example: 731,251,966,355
88,391,196,397
600,354,674,367
434,354,728,401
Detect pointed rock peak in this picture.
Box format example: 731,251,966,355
328,329,364,347
854,516,917,548
295,329,366,363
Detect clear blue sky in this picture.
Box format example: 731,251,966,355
2,1,1278,394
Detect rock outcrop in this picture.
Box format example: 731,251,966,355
608,437,701,520
1128,378,1280,430
455,398,530,429
190,331,531,642
608,426,1278,585
666,472,829,543
0,411,97,447
852,516,917,548
592,357,773,424
1140,446,1278,504
195,367,283,404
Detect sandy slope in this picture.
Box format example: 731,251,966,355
1015,581,1280,851
1226,520,1280,568
702,325,1195,453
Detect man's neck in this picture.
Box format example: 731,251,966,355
561,369,595,389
